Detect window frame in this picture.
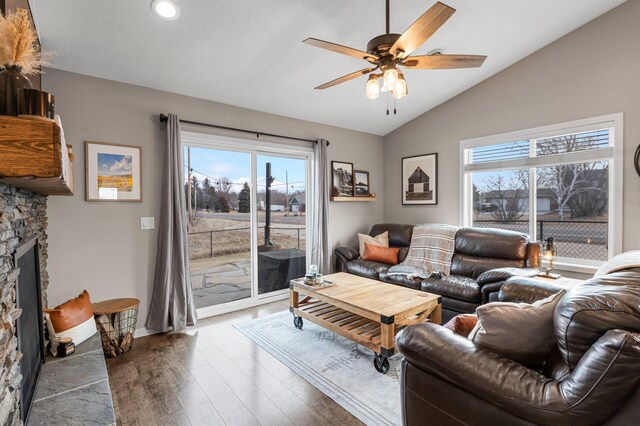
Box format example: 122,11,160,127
459,113,623,270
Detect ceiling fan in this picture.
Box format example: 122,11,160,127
303,1,487,112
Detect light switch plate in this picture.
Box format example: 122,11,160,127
140,217,155,230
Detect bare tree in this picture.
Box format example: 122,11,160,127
536,134,606,220
568,165,608,218
483,172,528,221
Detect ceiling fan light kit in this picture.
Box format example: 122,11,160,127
304,0,487,114
394,72,407,100
366,75,381,100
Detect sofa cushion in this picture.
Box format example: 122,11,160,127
594,250,640,277
554,271,640,369
369,223,413,247
344,259,390,280
379,271,422,290
451,228,529,278
358,231,388,257
455,228,529,260
421,275,481,303
441,297,481,318
451,254,526,279
397,247,409,263
469,290,565,366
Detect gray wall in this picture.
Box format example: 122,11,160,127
43,69,384,327
383,1,639,264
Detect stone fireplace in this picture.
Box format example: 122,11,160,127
0,183,48,426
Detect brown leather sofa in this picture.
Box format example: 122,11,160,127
335,223,541,322
396,271,640,425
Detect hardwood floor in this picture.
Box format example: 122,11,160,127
106,300,364,426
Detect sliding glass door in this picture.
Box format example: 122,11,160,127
183,134,312,316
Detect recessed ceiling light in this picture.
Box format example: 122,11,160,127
151,0,180,20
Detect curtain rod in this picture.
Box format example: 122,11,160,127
158,114,328,145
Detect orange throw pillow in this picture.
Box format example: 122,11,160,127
362,242,400,265
45,290,94,333
444,314,479,337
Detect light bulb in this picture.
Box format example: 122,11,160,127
366,76,380,100
393,74,407,100
151,0,180,20
383,68,398,91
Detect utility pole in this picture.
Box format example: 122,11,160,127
187,147,192,225
285,171,289,214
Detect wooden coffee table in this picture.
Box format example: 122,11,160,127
289,272,441,373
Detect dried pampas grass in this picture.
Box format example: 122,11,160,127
0,8,41,75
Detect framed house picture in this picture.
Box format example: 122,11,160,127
354,170,370,196
85,141,142,201
331,161,354,197
402,153,437,205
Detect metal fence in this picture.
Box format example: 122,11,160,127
474,220,608,261
188,226,305,259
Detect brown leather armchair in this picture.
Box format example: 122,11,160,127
396,270,640,425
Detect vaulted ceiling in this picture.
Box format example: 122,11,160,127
31,0,626,135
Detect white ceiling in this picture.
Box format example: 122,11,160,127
30,0,626,136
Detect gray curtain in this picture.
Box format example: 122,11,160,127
146,113,197,332
311,139,332,273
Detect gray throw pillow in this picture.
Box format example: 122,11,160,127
468,290,565,366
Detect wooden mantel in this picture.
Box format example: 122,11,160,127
0,116,74,195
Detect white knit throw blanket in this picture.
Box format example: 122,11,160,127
399,224,459,276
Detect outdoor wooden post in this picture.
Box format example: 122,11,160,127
265,162,274,245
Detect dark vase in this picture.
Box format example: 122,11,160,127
0,65,33,116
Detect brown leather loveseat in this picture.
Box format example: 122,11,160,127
335,223,541,322
396,270,640,425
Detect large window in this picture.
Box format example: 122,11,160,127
460,114,623,269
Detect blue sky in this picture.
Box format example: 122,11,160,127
184,147,306,192
98,153,132,176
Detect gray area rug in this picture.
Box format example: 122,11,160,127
235,311,402,426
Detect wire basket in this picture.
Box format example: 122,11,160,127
95,305,139,358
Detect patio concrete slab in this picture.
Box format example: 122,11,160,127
191,260,252,309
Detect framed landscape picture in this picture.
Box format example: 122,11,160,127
354,170,370,196
402,153,437,205
86,141,142,201
331,161,354,197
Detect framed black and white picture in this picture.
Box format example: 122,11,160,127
354,170,370,197
331,161,354,197
402,153,437,205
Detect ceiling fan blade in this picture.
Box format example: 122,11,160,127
403,54,487,69
303,38,378,62
315,67,376,90
390,2,455,59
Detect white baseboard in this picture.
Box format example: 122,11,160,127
132,292,288,338
134,327,160,338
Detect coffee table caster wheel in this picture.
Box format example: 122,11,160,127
374,354,389,374
293,316,304,329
